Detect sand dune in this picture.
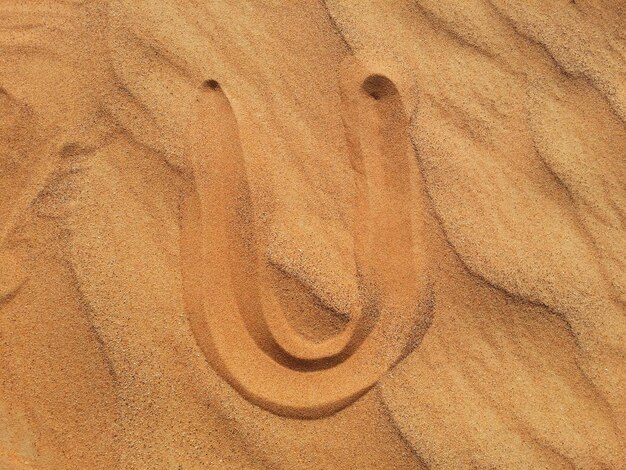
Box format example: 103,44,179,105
1,0,625,468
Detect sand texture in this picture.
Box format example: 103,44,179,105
1,1,625,468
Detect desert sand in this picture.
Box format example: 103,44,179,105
1,0,625,468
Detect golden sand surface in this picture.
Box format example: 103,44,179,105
0,1,625,468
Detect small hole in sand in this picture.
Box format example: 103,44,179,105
61,143,81,158
202,79,221,90
361,74,398,101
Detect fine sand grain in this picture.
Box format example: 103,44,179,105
1,1,625,468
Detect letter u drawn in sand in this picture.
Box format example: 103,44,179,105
180,67,433,419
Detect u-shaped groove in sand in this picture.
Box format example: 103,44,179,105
180,69,433,419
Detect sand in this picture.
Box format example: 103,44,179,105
0,0,625,468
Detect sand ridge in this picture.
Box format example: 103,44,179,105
0,0,625,468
